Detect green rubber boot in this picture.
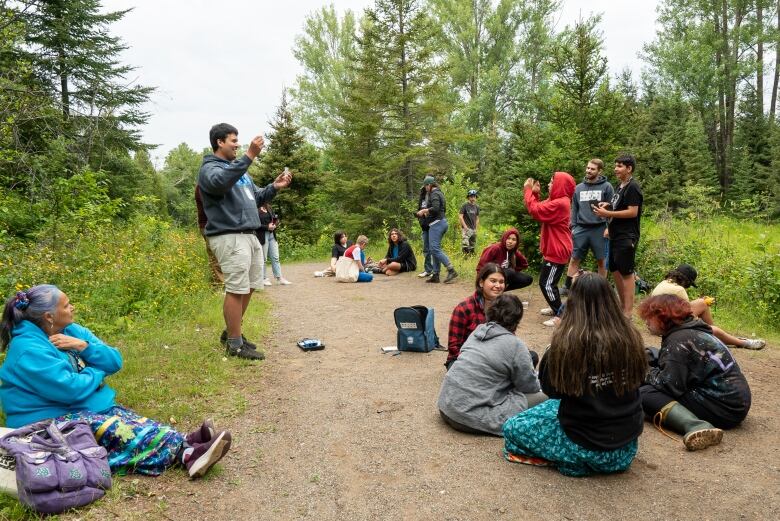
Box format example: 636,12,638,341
655,401,723,451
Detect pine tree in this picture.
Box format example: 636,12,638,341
255,91,320,242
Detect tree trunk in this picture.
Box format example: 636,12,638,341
771,1,780,118
399,1,413,200
757,1,764,116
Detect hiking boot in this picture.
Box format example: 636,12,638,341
227,343,265,360
185,419,216,445
654,401,723,451
540,307,555,316
444,269,458,284
417,271,430,278
426,273,440,283
736,338,766,350
221,331,258,351
184,430,232,478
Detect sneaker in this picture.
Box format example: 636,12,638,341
221,331,258,351
263,278,272,286
184,430,232,478
737,338,766,350
185,419,216,445
540,308,555,316
444,269,458,284
542,317,560,327
277,278,292,285
226,343,265,360
426,273,440,283
313,271,325,277
417,271,430,278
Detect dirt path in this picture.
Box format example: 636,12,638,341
121,262,780,520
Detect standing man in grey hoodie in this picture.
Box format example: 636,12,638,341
562,159,614,293
198,123,292,360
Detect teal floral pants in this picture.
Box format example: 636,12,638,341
502,399,638,477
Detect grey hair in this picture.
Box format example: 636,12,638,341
1,284,62,350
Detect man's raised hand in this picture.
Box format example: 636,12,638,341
247,135,265,159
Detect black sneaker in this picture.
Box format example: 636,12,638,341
426,273,440,283
226,343,265,360
444,269,458,284
221,330,258,351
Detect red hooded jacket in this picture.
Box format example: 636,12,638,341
523,172,576,265
475,228,529,273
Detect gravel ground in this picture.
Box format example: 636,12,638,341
77,262,780,521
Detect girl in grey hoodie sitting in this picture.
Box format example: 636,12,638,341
437,293,546,436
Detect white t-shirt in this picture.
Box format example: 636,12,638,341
350,245,362,261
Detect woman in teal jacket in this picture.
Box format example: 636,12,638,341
0,285,230,478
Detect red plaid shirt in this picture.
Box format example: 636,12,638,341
447,291,485,362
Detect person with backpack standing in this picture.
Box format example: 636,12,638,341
416,176,458,284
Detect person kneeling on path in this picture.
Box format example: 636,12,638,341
377,228,417,276
638,295,752,451
0,285,231,478
416,176,458,284
502,272,647,477
651,264,765,350
438,294,545,436
475,228,532,292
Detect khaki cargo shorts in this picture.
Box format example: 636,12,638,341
207,233,264,294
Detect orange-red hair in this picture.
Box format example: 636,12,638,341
638,295,692,334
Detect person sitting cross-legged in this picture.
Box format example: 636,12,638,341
438,293,545,436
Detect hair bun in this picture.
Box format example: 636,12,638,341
13,291,30,311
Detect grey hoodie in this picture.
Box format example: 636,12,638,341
570,174,615,228
197,154,278,236
437,322,541,436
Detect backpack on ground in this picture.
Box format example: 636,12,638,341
393,306,441,353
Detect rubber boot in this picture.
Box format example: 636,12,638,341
655,401,723,451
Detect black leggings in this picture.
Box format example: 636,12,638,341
538,261,566,314
639,385,743,430
504,269,533,292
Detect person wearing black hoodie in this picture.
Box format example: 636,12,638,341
563,159,614,291
198,123,292,360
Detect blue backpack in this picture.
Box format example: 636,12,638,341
393,305,441,352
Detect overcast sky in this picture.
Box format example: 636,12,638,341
104,0,660,165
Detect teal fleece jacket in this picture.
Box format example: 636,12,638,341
0,320,122,428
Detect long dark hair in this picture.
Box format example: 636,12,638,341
1,285,61,350
475,263,505,292
545,273,646,396
333,231,346,245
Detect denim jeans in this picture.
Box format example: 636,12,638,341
262,231,282,280
421,229,433,273
428,219,451,274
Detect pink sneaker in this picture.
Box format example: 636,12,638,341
184,430,232,478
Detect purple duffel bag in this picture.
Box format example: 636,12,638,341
0,419,112,514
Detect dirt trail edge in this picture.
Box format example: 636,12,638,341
123,262,780,521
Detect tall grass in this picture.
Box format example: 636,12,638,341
0,218,272,518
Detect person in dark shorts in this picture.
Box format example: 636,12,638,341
377,228,417,276
459,189,480,254
563,159,614,293
593,154,643,317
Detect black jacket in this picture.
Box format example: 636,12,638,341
646,319,751,427
427,188,446,221
384,239,417,271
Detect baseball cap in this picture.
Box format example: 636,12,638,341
422,176,436,186
467,189,478,197
676,264,698,288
